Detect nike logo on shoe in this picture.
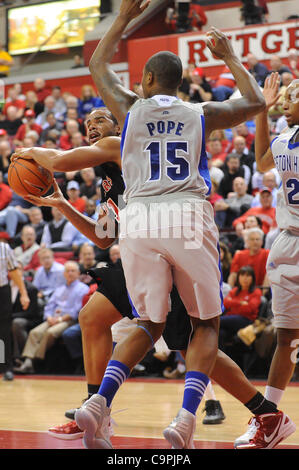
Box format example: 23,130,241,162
263,414,283,443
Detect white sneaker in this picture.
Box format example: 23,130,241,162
234,416,259,448
234,411,296,449
163,408,196,449
75,394,113,449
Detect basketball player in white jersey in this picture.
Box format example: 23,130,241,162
20,105,294,448
73,0,269,450
234,75,298,448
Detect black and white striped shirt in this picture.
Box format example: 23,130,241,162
0,242,19,287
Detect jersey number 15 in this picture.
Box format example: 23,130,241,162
146,141,190,182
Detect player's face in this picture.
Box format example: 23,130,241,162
283,81,299,127
85,109,117,144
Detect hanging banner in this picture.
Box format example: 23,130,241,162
178,21,299,68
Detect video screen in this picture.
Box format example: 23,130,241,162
7,0,100,55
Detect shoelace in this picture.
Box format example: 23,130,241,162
109,408,128,437
84,398,108,421
96,408,127,439
245,417,260,439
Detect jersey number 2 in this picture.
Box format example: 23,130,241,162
146,141,190,181
286,178,299,205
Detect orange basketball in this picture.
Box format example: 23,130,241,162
8,158,53,198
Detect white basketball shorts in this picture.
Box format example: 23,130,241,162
119,196,223,323
267,229,299,329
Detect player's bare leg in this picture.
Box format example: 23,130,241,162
211,349,258,404
211,347,295,449
111,319,166,369
48,292,124,440
267,327,299,392
79,292,123,386
163,316,219,448
185,317,219,375
75,319,165,448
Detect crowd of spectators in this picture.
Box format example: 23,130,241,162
0,44,298,379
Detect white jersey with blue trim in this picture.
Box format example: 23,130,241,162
271,125,299,233
120,95,210,202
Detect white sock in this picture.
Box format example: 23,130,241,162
23,357,33,368
265,385,284,406
204,381,217,401
177,362,186,373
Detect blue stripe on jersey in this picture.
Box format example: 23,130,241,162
288,126,299,149
217,242,224,313
270,136,278,149
120,112,130,161
198,114,211,196
127,290,140,318
288,141,299,149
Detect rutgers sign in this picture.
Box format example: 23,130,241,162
178,21,299,68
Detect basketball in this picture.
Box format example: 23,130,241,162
8,158,53,198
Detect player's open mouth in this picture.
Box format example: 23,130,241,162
89,133,101,142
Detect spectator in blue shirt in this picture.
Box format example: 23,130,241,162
14,261,89,374
78,85,104,118
33,248,65,303
247,53,269,86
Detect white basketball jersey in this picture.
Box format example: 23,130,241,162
120,95,211,202
271,125,299,233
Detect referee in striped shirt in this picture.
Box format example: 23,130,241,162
0,239,30,381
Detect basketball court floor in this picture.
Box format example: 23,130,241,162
0,375,299,450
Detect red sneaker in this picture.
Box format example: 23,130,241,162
48,420,84,440
235,411,296,449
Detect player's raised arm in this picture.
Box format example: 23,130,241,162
12,137,121,173
203,27,266,137
89,0,151,128
254,72,281,172
24,179,116,249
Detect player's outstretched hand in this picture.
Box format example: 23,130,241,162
23,178,65,208
11,148,32,163
206,27,235,60
119,0,151,21
262,72,281,110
